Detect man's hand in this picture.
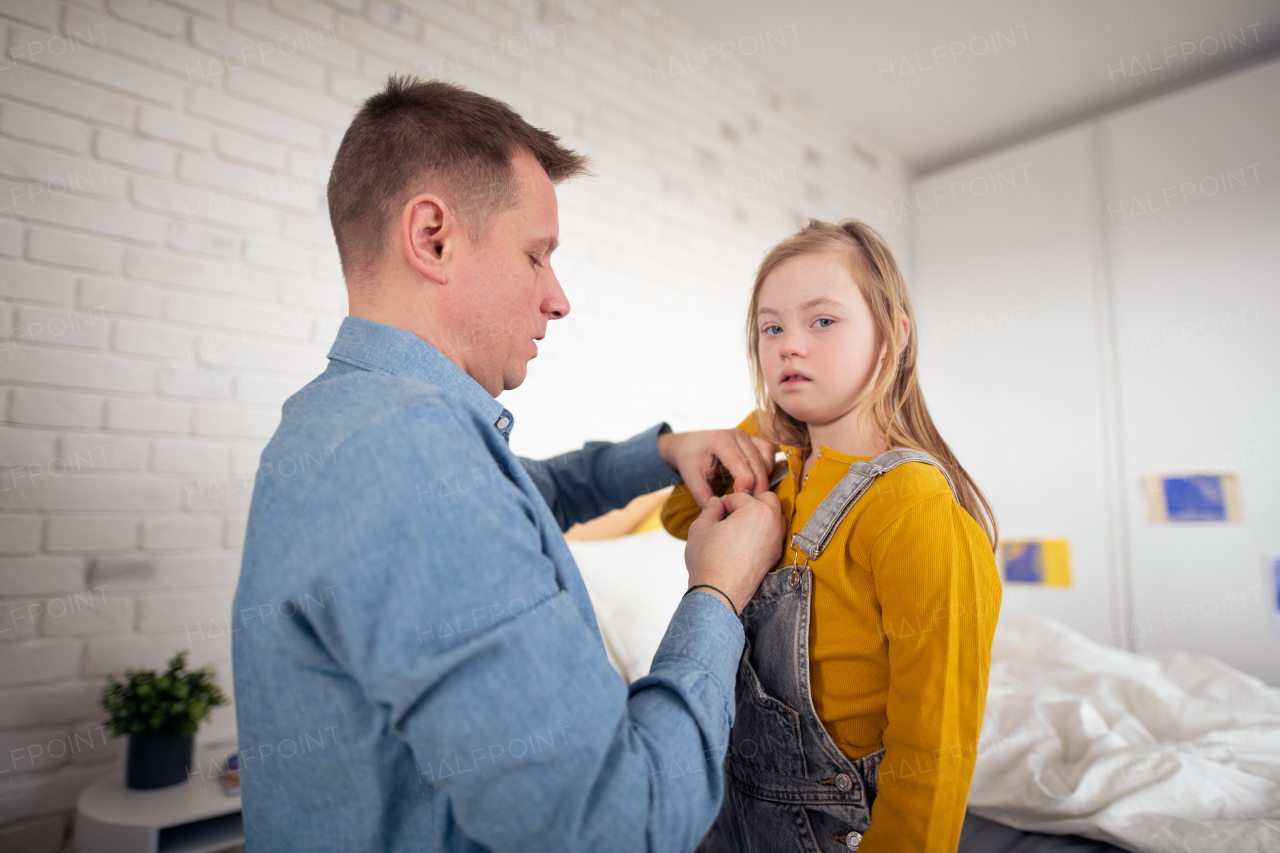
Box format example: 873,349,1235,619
685,491,785,616
657,429,777,509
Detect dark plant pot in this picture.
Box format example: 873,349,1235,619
126,733,194,790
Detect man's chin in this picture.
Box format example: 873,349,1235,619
502,364,530,392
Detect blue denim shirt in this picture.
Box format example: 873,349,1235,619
232,316,746,852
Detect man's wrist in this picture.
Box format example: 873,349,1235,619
656,429,678,469
604,424,681,497
654,589,746,690
685,584,739,617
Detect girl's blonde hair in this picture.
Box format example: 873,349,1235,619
746,218,998,549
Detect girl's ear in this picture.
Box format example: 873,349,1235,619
896,315,911,356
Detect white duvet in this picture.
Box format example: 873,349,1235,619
970,613,1280,853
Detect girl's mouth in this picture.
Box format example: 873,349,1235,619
779,370,810,387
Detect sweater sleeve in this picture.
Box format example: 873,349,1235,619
659,413,762,541
858,494,1002,853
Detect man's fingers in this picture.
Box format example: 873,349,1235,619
673,429,779,506
721,491,755,514
724,432,765,497
682,462,713,510
730,432,777,498
723,490,782,519
750,436,778,495
751,436,777,458
758,490,782,513
695,494,725,523
737,431,769,492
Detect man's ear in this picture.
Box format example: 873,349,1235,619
401,193,457,286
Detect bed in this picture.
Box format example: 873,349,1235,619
565,493,1280,853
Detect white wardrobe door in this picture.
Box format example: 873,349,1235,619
909,126,1121,644
1102,57,1280,682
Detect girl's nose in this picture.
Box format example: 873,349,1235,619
778,331,805,358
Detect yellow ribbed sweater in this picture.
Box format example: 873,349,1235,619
661,413,1001,853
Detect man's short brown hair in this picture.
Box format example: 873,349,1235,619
327,76,590,280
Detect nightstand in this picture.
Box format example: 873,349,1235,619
74,748,242,853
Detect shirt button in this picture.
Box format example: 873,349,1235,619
495,417,510,429
834,772,853,791
844,830,863,850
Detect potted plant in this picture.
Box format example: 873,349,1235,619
101,650,227,790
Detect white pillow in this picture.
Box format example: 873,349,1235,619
568,529,689,682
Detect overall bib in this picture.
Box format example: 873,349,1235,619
697,449,960,853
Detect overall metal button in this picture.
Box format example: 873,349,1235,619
845,830,862,850
787,568,801,589
834,772,853,791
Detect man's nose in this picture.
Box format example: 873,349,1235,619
543,268,570,320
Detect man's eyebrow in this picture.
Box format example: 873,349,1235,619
527,237,558,257
756,297,844,316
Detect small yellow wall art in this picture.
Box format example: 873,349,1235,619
1000,539,1072,587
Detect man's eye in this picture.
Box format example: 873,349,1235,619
529,255,543,268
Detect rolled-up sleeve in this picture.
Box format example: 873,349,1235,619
303,405,742,853
520,423,681,531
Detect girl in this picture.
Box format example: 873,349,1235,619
662,219,1001,852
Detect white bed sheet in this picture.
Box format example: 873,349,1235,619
568,528,688,682
970,613,1280,853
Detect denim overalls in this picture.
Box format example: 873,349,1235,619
697,449,960,853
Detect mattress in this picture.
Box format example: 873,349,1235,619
959,813,1128,853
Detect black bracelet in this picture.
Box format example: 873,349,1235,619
685,584,739,618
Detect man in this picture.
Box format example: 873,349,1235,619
232,76,785,852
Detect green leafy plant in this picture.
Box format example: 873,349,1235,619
101,650,227,737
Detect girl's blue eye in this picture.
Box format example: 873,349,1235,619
814,318,834,328
763,324,782,336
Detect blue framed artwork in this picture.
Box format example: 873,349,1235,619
1144,474,1241,523
1272,554,1280,617
1270,554,1280,638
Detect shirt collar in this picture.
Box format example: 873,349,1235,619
326,316,515,442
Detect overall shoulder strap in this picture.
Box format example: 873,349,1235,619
790,449,960,562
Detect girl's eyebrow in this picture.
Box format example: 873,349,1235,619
757,296,844,317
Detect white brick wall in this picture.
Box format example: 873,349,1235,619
0,0,906,845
